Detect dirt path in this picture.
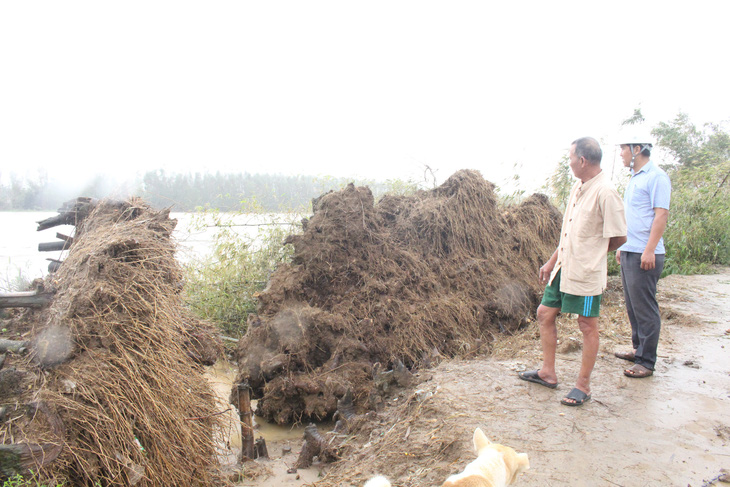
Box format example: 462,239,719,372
426,271,730,486
235,270,730,487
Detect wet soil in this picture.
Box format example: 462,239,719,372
230,269,730,487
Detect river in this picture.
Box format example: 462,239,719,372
0,211,298,291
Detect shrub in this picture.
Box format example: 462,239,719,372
183,205,300,338
662,161,730,275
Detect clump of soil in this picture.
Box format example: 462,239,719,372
1,199,224,486
234,170,562,424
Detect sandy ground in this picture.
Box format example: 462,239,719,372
226,269,730,487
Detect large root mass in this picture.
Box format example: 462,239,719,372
1,199,224,486
234,170,561,424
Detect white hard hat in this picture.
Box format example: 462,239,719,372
617,126,654,147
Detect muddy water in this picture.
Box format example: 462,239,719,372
205,361,337,486
204,359,323,463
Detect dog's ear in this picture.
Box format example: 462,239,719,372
505,452,530,484
517,452,530,470
472,427,491,452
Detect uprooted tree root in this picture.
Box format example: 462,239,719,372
1,199,225,486
234,170,562,425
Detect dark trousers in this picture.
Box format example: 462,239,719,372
620,251,664,370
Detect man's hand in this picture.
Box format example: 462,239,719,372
641,250,656,270
539,261,555,284
615,250,621,265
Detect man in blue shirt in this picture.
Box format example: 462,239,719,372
615,129,671,378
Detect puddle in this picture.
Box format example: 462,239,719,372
204,360,242,468
204,359,334,465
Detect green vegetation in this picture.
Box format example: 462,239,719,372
2,475,36,487
1,266,33,293
544,155,572,212
0,473,72,487
182,204,299,338
653,114,730,274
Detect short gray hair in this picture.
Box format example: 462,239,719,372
572,137,602,165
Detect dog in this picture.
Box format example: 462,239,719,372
364,427,529,487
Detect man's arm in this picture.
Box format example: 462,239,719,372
608,236,627,252
600,188,627,263
641,208,669,270
539,248,559,284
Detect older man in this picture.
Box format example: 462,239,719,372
519,137,627,406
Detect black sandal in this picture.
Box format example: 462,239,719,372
561,387,591,406
624,364,653,378
518,370,558,389
614,350,636,362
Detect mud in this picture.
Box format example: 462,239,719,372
233,269,730,487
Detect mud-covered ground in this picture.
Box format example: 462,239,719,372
232,269,730,487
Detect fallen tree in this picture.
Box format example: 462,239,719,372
233,170,562,424
1,198,225,486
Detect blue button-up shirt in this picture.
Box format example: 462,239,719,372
618,160,671,254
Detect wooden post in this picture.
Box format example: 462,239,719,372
0,291,54,309
56,233,74,243
255,437,269,459
47,259,62,273
236,382,256,462
38,241,72,252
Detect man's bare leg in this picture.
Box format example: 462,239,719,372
536,304,560,384
562,315,599,404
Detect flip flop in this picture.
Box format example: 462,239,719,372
518,370,558,389
624,364,653,378
561,387,591,407
614,350,636,362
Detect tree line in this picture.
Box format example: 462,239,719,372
0,170,407,212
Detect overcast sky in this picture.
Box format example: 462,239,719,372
1,1,728,194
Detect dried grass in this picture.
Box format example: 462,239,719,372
1,199,225,486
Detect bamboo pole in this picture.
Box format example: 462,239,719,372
235,382,256,461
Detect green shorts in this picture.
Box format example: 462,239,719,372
541,269,602,317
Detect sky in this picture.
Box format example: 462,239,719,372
1,0,729,195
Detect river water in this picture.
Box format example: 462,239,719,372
0,211,297,291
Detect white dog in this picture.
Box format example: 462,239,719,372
364,427,529,487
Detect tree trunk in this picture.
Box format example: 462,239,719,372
36,197,98,231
